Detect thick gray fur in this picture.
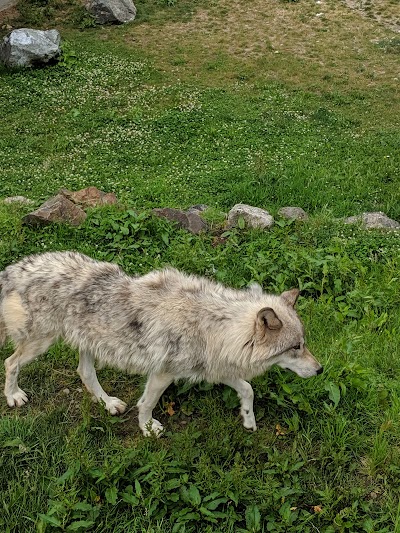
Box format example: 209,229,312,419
0,251,322,436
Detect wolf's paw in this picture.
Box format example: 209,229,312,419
105,397,127,415
241,410,257,432
141,418,164,437
6,388,29,408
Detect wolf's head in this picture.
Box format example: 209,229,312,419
251,288,323,378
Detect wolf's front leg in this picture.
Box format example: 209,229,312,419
137,373,174,437
221,378,257,431
77,351,127,415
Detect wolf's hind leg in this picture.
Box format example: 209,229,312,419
221,378,257,431
137,373,174,437
77,351,127,415
4,337,54,407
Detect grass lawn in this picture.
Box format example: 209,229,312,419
1,0,400,531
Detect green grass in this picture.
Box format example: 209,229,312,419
1,0,400,531
1,40,399,216
1,209,400,532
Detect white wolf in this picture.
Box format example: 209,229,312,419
0,252,323,436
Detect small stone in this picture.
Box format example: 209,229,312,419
152,207,208,235
344,211,400,230
227,204,274,229
62,388,70,395
278,206,309,221
187,204,209,214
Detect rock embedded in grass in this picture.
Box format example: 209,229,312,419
278,206,309,221
21,186,119,227
227,204,274,229
344,211,400,230
59,186,117,208
0,28,61,68
187,204,209,214
152,207,208,234
86,0,137,24
23,194,87,227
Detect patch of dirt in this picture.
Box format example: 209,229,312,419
344,0,400,33
128,0,399,95
0,4,19,27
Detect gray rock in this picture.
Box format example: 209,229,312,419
227,204,274,229
344,211,400,230
152,207,208,235
278,206,309,221
86,0,136,24
187,204,209,214
0,28,61,68
23,194,87,227
3,196,34,205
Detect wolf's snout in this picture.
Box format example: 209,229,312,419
316,366,323,375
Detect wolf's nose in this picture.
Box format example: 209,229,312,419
316,367,323,375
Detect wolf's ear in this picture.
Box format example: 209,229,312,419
281,288,300,307
257,307,282,331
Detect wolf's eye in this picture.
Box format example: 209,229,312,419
293,344,301,350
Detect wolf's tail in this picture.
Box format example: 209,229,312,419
0,272,7,348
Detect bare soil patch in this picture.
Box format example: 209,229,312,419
123,0,399,119
344,0,400,33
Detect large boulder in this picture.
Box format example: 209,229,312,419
86,0,136,24
227,204,274,229
344,211,400,230
0,28,61,68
